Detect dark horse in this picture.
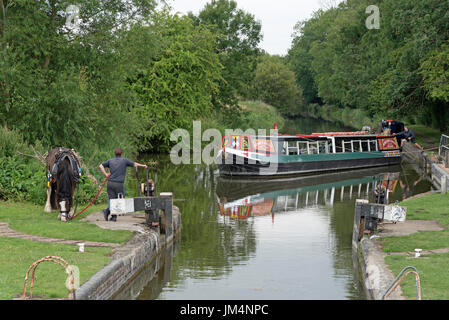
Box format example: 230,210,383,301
44,147,81,222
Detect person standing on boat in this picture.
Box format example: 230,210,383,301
400,127,423,150
99,148,147,222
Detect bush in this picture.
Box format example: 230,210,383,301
0,156,40,202
73,175,108,207
0,150,106,206
0,126,32,159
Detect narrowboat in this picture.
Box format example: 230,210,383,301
217,129,402,177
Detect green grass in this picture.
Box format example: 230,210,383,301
0,236,112,299
380,229,449,253
379,193,449,252
384,252,449,300
199,100,284,137
238,100,285,131
0,201,133,243
409,124,444,150
398,193,449,224
379,193,449,299
0,201,135,299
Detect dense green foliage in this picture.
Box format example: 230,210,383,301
0,0,271,160
191,0,263,107
0,0,154,156
287,0,449,131
253,55,303,116
0,0,281,202
128,13,223,152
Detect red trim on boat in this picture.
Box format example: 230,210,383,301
311,131,369,136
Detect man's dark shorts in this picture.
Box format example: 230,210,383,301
107,181,125,200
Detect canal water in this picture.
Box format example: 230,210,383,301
119,118,433,300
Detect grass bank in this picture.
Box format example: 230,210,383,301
238,100,285,131
378,193,449,299
408,124,443,151
0,236,112,299
200,100,285,134
298,104,376,131
384,252,449,300
0,201,133,299
0,202,132,243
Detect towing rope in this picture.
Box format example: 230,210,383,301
70,175,109,220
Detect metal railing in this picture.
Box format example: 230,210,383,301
439,134,449,157
382,266,421,300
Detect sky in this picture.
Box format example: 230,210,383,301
166,0,332,56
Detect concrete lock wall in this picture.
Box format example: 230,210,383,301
403,142,449,192
353,200,404,300
358,238,403,300
76,206,181,300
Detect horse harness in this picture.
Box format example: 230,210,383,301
47,148,82,187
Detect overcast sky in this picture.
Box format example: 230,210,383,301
166,0,334,56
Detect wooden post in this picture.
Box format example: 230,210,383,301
160,192,173,241
352,199,369,249
445,150,449,169
441,176,447,194
423,154,427,172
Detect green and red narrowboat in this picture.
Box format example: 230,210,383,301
218,130,401,177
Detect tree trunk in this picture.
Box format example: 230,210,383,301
43,0,56,70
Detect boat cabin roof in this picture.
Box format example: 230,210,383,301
223,133,386,140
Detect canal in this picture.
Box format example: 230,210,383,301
118,117,433,300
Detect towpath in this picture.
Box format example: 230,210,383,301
0,221,120,247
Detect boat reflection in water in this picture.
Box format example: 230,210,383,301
216,166,401,221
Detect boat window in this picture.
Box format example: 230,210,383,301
361,140,370,152
279,141,287,155
318,141,329,154
335,140,343,153
341,139,375,152
298,141,308,155
308,141,319,154
343,141,352,153
287,141,299,155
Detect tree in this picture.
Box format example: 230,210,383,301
420,42,449,131
128,13,223,152
421,42,449,103
287,0,449,131
193,0,262,107
253,55,303,116
0,0,156,155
